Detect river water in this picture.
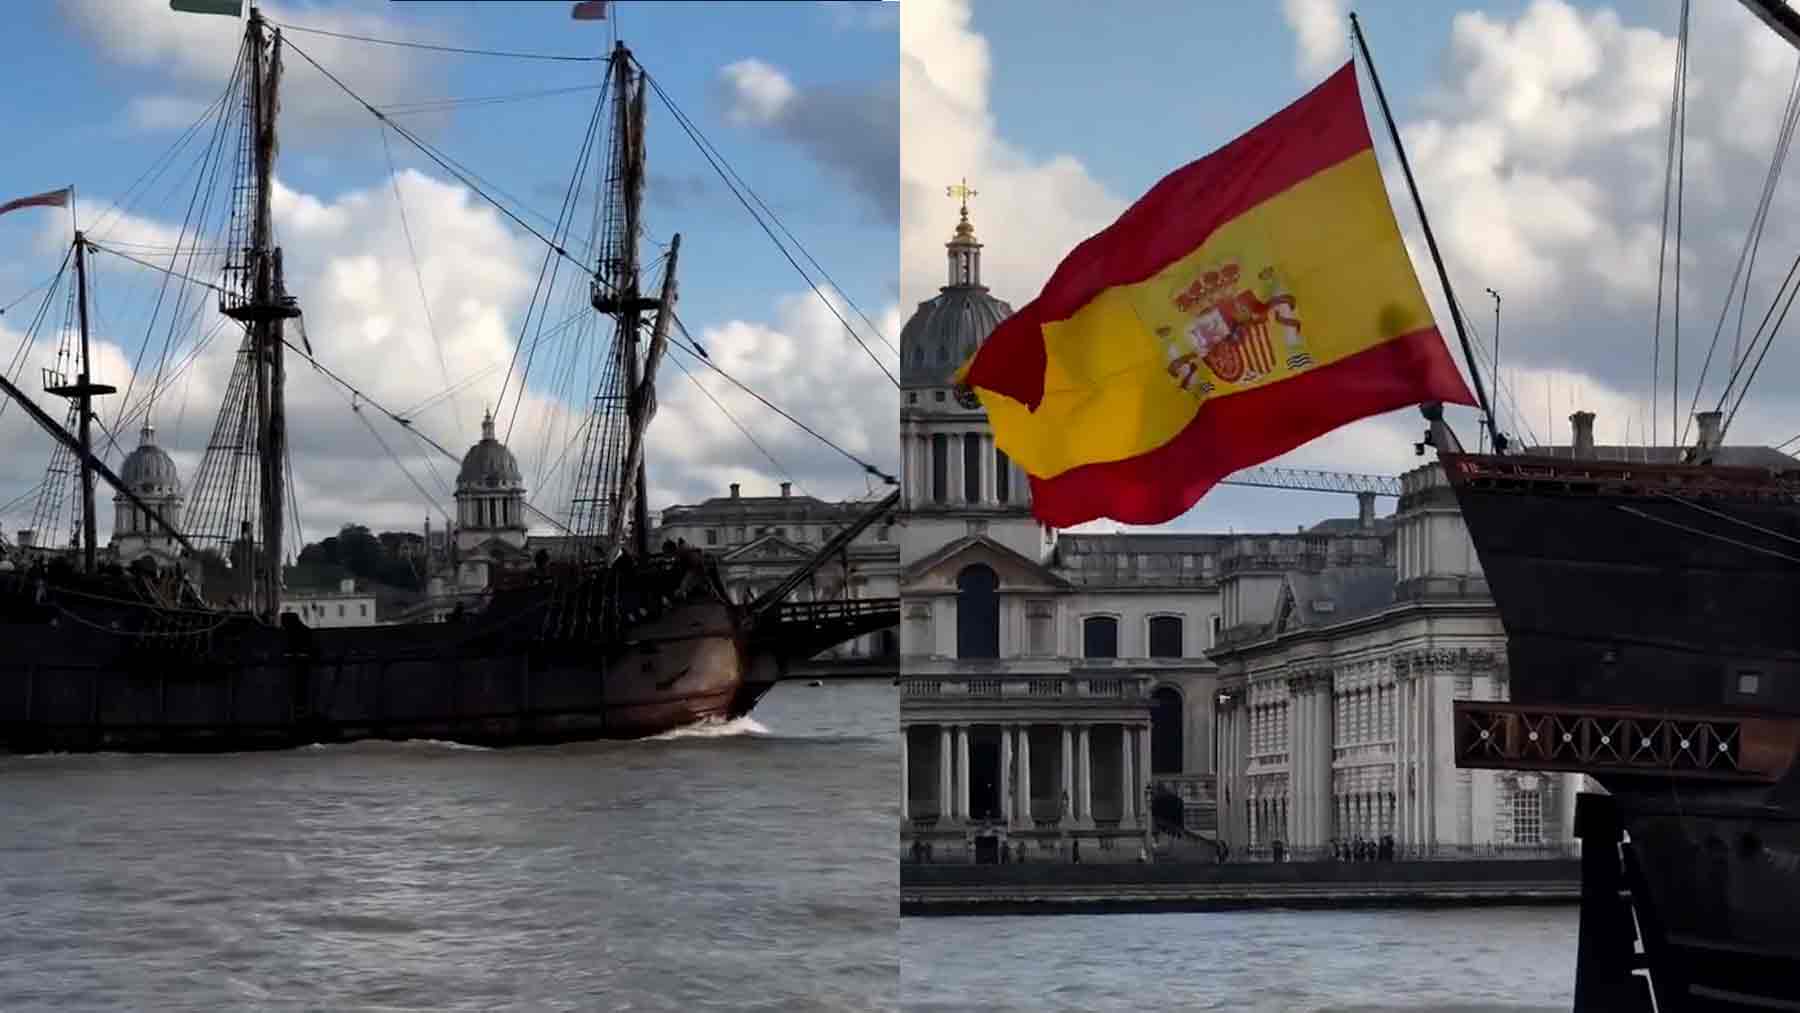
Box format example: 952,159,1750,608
0,679,898,1012
900,907,1579,1011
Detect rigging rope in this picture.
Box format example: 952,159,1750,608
377,84,605,115
637,66,900,387
667,345,805,497
1681,54,1800,449
669,312,895,485
273,22,607,63
283,37,613,297
378,122,461,434
1650,0,1690,448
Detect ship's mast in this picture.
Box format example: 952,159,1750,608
39,230,119,573
73,235,98,572
1350,14,1496,456
591,42,664,560
223,6,296,620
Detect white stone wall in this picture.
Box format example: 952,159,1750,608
280,592,379,628
1217,603,1577,852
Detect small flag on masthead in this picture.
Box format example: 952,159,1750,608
169,0,244,16
572,1,610,20
0,187,72,219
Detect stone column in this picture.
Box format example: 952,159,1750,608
1137,720,1152,827
999,723,1013,827
1120,724,1136,825
901,730,910,822
980,433,996,504
1060,725,1075,824
939,725,953,823
956,724,971,822
1072,719,1087,824
1018,725,1033,825
1293,690,1308,845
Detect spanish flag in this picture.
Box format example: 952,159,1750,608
958,62,1476,527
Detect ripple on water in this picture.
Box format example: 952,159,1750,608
0,680,898,1012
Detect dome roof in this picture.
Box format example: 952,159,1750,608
457,411,523,490
899,202,1013,388
118,424,181,497
900,286,1013,388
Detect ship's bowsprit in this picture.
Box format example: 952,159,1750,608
749,597,899,663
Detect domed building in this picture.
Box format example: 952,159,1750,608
896,199,1045,568
450,409,529,590
110,422,185,568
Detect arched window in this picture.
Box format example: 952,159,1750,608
1150,686,1183,774
1082,615,1118,658
1148,615,1183,658
955,564,999,659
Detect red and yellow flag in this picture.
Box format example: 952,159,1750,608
958,63,1475,527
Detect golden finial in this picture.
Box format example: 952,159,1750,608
946,177,978,219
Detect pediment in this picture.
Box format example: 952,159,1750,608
901,534,1068,594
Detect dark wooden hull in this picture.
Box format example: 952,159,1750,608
0,584,750,753
1439,452,1800,1002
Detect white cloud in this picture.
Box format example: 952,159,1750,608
1282,0,1348,78
58,0,448,136
717,57,899,223
1,168,899,552
124,95,212,133
899,0,1118,312
721,59,798,126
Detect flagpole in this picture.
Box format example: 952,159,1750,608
1349,12,1503,453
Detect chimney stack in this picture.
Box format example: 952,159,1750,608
780,482,792,498
729,483,741,499
1357,491,1376,531
1694,410,1724,453
1570,411,1596,460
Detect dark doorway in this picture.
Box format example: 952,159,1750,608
1150,685,1183,774
956,564,999,659
970,730,1002,821
974,835,1000,864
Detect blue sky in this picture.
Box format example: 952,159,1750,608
0,0,900,546
902,0,1796,533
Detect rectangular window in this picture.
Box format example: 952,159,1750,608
1082,616,1118,659
337,604,345,618
705,529,718,546
1147,615,1183,658
360,604,368,617
995,447,1010,504
1513,788,1543,845
1026,600,1054,656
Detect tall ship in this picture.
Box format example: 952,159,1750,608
0,7,896,753
1442,2,1800,1008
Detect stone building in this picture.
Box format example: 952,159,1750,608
898,201,1222,863
1210,462,1582,857
654,481,901,661
110,423,185,569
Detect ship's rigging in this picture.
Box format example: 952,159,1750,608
0,8,897,596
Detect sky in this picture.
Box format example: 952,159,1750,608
902,0,1800,534
0,0,899,555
